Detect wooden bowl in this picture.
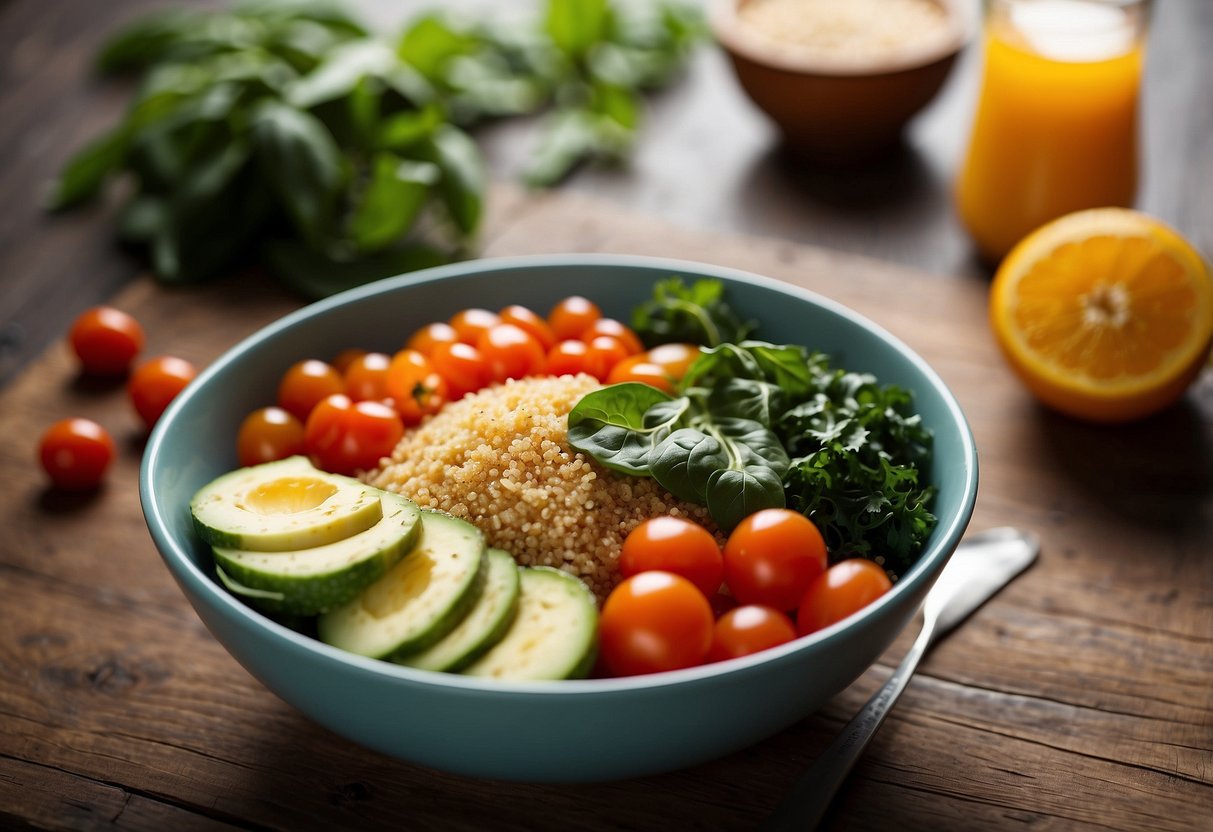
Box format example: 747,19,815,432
711,0,973,164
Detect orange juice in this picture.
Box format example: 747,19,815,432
956,0,1147,262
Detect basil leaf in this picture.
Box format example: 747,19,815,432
546,0,609,60
378,104,445,150
251,100,343,244
422,124,485,235
95,9,202,73
347,153,437,252
45,127,128,210
263,239,451,300
567,383,678,475
287,40,397,110
398,14,478,80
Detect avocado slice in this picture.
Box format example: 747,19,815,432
212,492,422,616
190,456,383,552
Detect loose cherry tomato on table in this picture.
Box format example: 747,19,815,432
477,323,546,382
278,359,344,421
405,322,459,357
385,349,448,424
343,352,392,402
722,508,828,611
68,306,144,376
797,559,893,636
448,308,500,345
598,571,714,676
304,394,403,476
429,341,493,399
620,516,723,597
128,355,197,430
580,318,643,355
236,407,306,467
499,304,556,350
38,418,115,490
707,605,797,662
548,296,601,341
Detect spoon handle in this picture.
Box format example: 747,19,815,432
763,620,936,831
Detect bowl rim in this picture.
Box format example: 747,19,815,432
141,252,978,697
709,0,976,77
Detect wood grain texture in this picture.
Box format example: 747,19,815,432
2,182,1211,832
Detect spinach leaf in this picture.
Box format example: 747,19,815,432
632,276,755,348
567,382,680,474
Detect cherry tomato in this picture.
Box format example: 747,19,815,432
236,407,306,467
278,359,344,421
128,355,197,430
607,355,676,393
429,341,493,399
645,343,701,381
620,517,723,597
598,571,714,676
545,339,593,377
304,394,403,476
548,296,601,340
477,323,546,382
580,318,643,355
499,304,556,350
344,352,392,402
583,335,631,381
68,306,145,376
38,418,115,490
449,308,500,345
405,322,459,357
330,348,367,375
707,605,797,663
797,559,893,636
722,508,828,610
385,349,449,424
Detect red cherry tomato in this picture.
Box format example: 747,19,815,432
330,348,368,375
38,418,115,490
545,339,593,377
548,296,601,341
598,571,714,676
277,359,344,421
645,343,701,381
477,323,546,382
429,341,493,399
405,322,460,357
707,605,797,663
236,407,306,468
582,335,631,381
448,308,501,345
68,306,145,376
499,304,557,350
344,351,392,402
722,508,828,611
304,394,403,476
385,349,449,424
128,355,197,430
607,355,676,393
797,559,893,636
620,517,723,597
580,318,643,355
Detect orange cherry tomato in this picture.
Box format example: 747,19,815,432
580,318,643,355
405,322,459,357
448,308,501,345
277,359,344,422
236,407,306,467
429,341,493,399
797,559,893,636
331,348,368,375
128,355,197,430
38,418,115,490
68,306,145,376
499,304,556,350
343,351,392,402
477,323,547,382
707,605,797,662
583,335,631,381
723,508,828,611
598,571,714,676
620,517,723,597
385,349,449,424
607,355,676,393
545,339,593,377
645,343,701,382
548,296,602,341
304,394,403,476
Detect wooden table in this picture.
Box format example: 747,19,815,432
2,2,1211,830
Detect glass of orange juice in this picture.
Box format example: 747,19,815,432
956,0,1152,263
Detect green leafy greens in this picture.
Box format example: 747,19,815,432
48,0,705,296
568,279,937,577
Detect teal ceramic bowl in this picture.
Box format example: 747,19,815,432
141,254,977,782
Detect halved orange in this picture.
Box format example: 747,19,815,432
989,208,1213,423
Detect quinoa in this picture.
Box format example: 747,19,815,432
364,374,719,603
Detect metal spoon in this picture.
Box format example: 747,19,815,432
764,526,1041,831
